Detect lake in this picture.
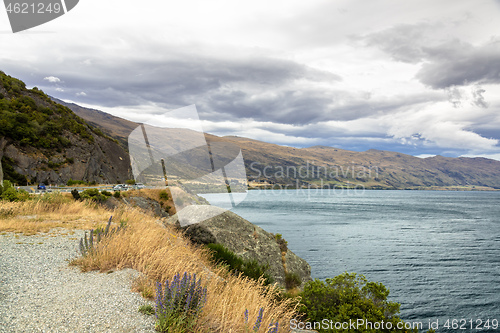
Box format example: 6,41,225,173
202,189,500,332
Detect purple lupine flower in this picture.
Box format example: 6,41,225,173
253,307,264,332
244,309,249,324
185,292,192,313
267,321,279,333
196,286,207,315
155,281,163,318
156,282,163,318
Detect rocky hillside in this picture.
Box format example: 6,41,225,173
215,137,500,190
52,97,137,151
0,71,132,185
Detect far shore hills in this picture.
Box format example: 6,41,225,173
1,70,500,191
54,97,500,191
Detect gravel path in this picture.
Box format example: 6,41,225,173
0,230,155,333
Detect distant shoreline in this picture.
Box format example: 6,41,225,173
246,186,500,192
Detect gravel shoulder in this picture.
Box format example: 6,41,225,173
0,230,155,333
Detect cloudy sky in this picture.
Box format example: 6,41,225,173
1,0,500,159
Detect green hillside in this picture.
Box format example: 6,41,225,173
0,71,131,185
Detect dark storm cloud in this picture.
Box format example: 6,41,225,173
202,88,441,125
3,51,344,122
471,85,488,108
364,24,500,89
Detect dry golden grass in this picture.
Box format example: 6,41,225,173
1,193,299,332
0,193,112,235
71,208,298,332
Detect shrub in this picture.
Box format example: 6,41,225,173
298,272,417,333
274,233,288,253
285,272,302,290
159,190,169,201
126,179,136,185
113,191,121,198
80,188,108,202
155,272,207,333
206,243,274,285
67,179,86,186
101,190,112,197
71,189,80,200
0,180,29,202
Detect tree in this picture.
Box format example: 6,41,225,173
299,272,418,333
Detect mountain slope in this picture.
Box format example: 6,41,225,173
47,88,500,190
0,71,132,185
215,137,500,189
52,97,137,150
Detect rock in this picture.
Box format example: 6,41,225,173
164,205,312,288
0,136,5,183
0,132,132,185
128,196,169,218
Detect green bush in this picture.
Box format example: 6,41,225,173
159,190,169,201
67,179,86,186
101,190,112,197
285,272,302,290
71,189,80,200
274,233,288,253
113,191,121,198
206,243,273,285
126,179,136,185
298,272,417,333
80,189,108,202
0,180,29,202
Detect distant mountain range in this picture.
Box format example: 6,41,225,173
58,94,500,191
1,70,498,189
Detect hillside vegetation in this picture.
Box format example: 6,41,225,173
0,71,131,185
0,71,100,149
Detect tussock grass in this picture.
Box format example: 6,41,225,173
72,209,298,332
2,194,298,331
0,193,111,235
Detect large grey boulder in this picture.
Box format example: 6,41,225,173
164,205,312,288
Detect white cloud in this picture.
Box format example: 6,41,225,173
43,76,61,83
1,0,499,159
461,153,500,161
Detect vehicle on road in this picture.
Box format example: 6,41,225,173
37,183,46,190
132,183,146,189
113,184,128,191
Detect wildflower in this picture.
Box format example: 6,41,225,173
253,307,264,331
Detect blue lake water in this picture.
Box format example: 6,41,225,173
202,189,500,332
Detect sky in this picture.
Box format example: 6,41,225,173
1,0,500,159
